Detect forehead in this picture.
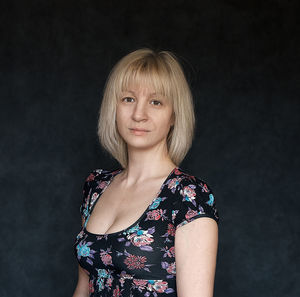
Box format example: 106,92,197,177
122,83,162,96
119,70,171,98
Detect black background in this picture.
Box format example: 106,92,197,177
1,0,299,296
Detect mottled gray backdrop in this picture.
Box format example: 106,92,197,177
1,0,299,296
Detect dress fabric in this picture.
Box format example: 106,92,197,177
74,166,219,297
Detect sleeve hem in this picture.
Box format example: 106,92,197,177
176,213,219,230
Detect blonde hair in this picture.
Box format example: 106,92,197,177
97,48,195,168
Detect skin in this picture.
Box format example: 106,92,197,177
175,218,218,297
73,82,218,297
115,83,176,184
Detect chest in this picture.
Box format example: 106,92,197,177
85,179,166,235
75,205,177,279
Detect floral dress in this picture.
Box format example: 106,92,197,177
74,166,219,296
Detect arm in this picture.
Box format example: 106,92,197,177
72,265,90,297
175,217,218,297
72,216,90,297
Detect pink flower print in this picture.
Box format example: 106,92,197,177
91,192,99,205
113,285,121,297
167,177,182,193
151,280,169,293
119,271,133,287
174,168,182,175
100,251,112,265
86,173,95,182
167,246,175,258
161,246,176,258
166,262,176,275
129,233,154,247
167,223,175,236
202,183,209,193
106,276,113,287
97,180,108,190
133,279,148,290
185,208,198,220
180,184,198,207
162,261,176,275
89,280,94,293
146,209,161,220
146,209,166,221
124,254,147,270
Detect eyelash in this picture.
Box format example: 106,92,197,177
121,97,162,106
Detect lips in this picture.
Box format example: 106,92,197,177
129,128,150,132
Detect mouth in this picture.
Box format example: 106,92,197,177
129,128,150,132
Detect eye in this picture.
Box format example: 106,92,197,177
151,100,162,106
122,97,134,103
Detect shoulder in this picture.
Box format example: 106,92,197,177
79,168,122,217
171,167,215,197
85,168,113,179
170,167,219,227
81,167,122,200
83,168,121,185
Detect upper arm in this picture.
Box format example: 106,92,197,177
175,217,218,297
72,265,90,297
172,175,220,296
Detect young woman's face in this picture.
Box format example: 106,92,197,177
116,83,174,152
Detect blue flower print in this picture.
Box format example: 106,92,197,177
76,240,96,265
122,223,141,236
77,243,91,257
149,197,162,209
207,193,214,206
96,268,113,292
149,197,167,210
74,167,219,297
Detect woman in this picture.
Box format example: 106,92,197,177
73,48,219,297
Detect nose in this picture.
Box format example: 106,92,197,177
132,100,148,122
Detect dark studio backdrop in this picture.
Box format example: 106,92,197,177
1,0,299,296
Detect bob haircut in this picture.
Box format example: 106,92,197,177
97,48,195,169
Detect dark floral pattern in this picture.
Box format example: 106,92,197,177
74,167,219,296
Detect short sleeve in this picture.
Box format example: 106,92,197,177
174,176,219,230
79,169,99,219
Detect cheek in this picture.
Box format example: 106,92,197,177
160,110,174,126
116,107,127,122
116,108,131,134
115,109,122,129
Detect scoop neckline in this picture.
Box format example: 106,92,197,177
83,166,179,237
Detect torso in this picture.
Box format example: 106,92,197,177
74,166,219,296
85,167,176,235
